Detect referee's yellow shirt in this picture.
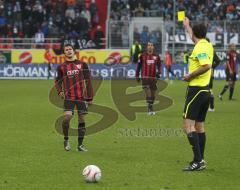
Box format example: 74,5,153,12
189,39,213,86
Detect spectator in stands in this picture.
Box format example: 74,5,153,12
94,25,105,49
32,1,44,25
65,4,76,19
89,0,98,19
150,0,160,17
65,0,76,6
226,4,234,20
81,6,91,24
22,1,32,22
41,21,49,37
149,31,157,45
0,13,7,37
48,19,59,38
140,26,149,46
133,3,145,17
91,9,99,27
13,1,22,27
121,22,129,47
133,27,141,42
164,2,173,19
0,0,4,11
35,29,45,48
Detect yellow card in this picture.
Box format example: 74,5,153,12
178,11,185,21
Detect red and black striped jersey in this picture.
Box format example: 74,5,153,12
55,60,93,101
136,53,161,79
226,51,237,73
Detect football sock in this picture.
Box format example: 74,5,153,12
220,85,229,95
146,97,153,104
209,94,214,109
229,87,234,100
62,120,69,141
187,132,202,162
78,122,86,146
198,133,206,159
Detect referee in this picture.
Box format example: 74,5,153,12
182,17,213,171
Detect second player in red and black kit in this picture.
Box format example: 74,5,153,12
55,44,93,151
136,42,161,115
219,43,238,100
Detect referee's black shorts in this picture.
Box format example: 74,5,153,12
226,69,237,82
64,99,88,115
183,86,210,122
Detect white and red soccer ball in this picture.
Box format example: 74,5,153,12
82,165,102,183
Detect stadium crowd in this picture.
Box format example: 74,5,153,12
0,0,239,49
110,0,240,49
110,0,240,21
0,0,105,48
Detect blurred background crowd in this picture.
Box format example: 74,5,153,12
0,0,239,49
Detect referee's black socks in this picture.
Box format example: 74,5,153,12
198,133,206,159
78,122,86,146
187,132,202,162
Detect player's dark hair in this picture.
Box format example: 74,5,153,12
147,41,154,46
63,43,75,52
192,23,207,39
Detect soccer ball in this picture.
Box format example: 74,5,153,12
82,165,102,183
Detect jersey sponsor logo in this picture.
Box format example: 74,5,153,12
67,69,79,77
197,53,208,60
147,60,154,65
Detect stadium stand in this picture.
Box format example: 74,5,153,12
0,0,240,49
110,0,240,21
0,0,107,49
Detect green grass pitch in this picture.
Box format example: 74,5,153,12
0,79,239,190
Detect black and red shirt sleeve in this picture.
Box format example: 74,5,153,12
55,65,63,95
83,62,93,101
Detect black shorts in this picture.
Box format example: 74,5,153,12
166,65,172,72
209,76,214,89
64,99,88,115
226,70,237,82
142,78,157,91
183,86,210,122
